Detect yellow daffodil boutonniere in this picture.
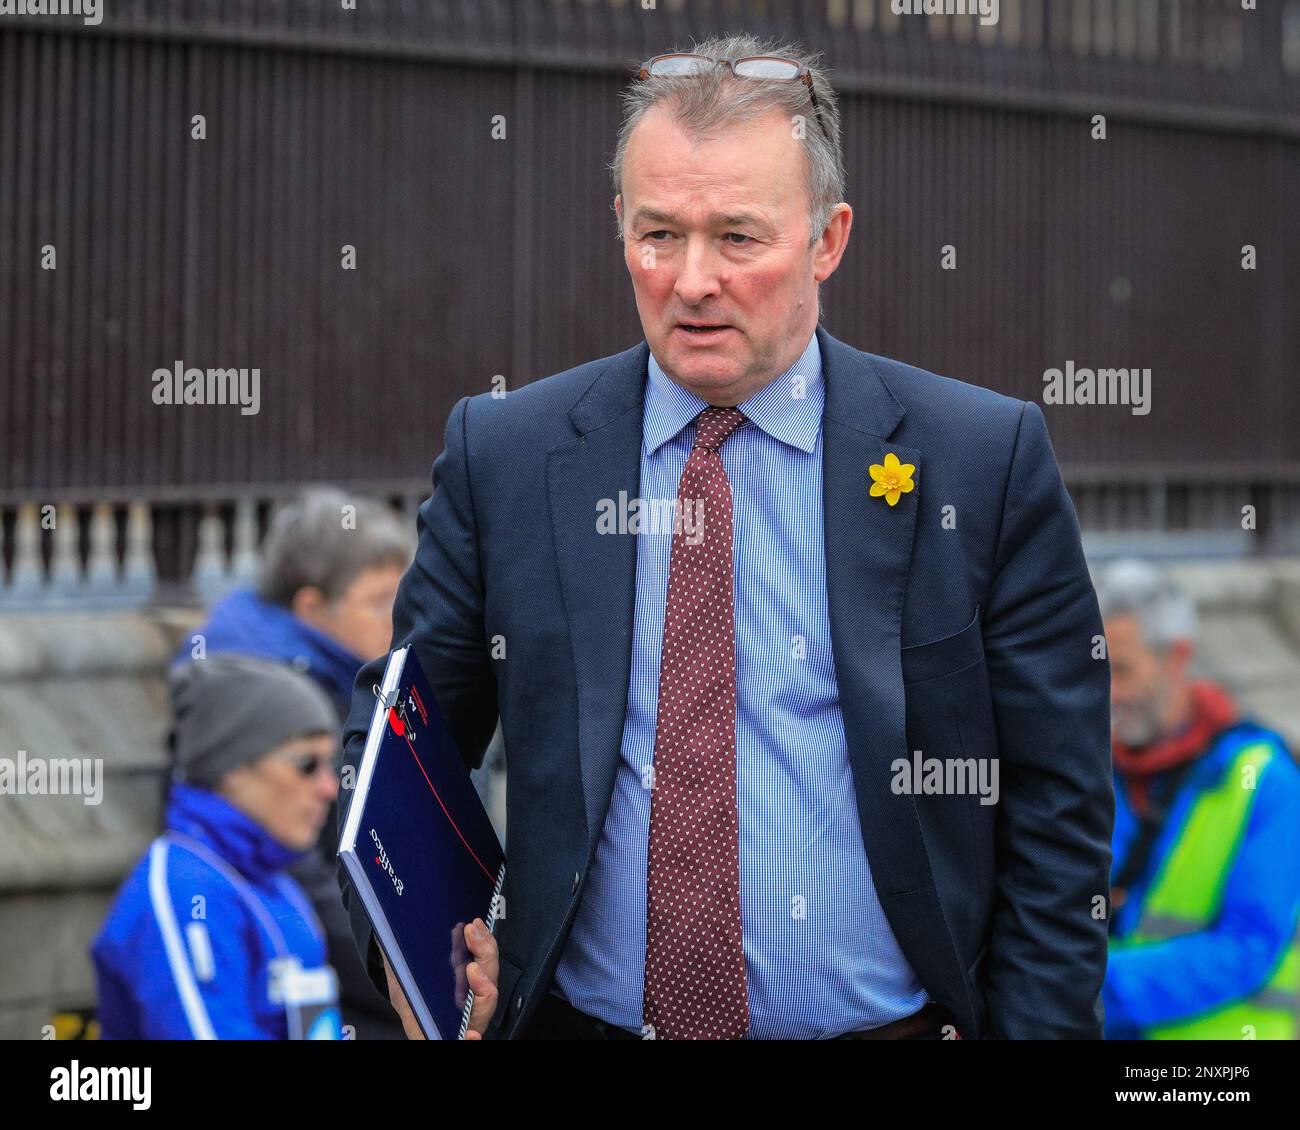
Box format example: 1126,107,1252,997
869,451,916,507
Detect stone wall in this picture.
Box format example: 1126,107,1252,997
0,609,199,1039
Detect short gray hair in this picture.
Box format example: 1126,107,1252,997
610,32,846,248
1096,558,1198,651
258,488,413,607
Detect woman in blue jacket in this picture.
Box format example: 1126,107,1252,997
92,654,344,1039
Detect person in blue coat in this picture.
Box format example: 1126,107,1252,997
177,490,428,1040
1098,559,1300,1038
92,654,344,1039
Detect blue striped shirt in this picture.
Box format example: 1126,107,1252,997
552,330,927,1038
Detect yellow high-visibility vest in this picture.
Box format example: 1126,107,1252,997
1118,738,1299,1039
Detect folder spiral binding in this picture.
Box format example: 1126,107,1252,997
339,646,506,1039
458,862,509,1039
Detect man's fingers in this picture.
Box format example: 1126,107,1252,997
382,951,426,1040
465,918,499,982
381,953,399,1001
467,959,498,1034
388,926,498,1039
382,954,408,1012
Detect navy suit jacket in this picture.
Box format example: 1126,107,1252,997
338,325,1114,1039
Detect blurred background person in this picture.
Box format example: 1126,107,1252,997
184,489,411,716
92,655,343,1039
1100,559,1300,1039
179,489,414,1039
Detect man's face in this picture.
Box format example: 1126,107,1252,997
1105,614,1189,747
219,732,339,853
298,562,404,662
616,103,850,406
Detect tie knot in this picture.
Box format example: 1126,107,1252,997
692,406,747,453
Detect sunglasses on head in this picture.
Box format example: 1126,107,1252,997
637,53,831,143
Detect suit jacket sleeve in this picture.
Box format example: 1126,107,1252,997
980,399,1114,1038
336,395,500,1002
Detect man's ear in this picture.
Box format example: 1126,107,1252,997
813,203,852,283
214,765,249,801
1167,638,1195,678
291,585,326,625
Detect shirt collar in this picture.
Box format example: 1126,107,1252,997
643,329,823,456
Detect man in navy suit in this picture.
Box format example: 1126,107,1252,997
338,32,1112,1040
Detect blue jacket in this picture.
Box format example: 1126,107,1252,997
175,587,410,1040
178,589,363,719
1104,721,1300,1038
92,783,342,1039
338,326,1114,1039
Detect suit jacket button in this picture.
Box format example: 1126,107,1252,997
572,871,581,894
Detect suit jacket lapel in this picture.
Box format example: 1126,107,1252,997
818,327,932,896
547,342,648,858
820,329,982,1032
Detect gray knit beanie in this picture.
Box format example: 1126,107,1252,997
168,654,339,788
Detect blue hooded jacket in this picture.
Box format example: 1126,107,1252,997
177,589,363,719
172,587,416,1040
92,783,342,1039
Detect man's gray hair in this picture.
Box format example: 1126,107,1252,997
258,488,414,607
1095,558,1198,651
610,32,846,248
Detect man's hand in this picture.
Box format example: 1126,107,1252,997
381,918,499,1040
459,918,500,1039
381,951,425,1040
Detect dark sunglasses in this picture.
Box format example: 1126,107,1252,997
277,750,335,778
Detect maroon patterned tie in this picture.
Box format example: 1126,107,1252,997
643,405,751,1040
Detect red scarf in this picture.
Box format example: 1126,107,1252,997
1112,680,1239,815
